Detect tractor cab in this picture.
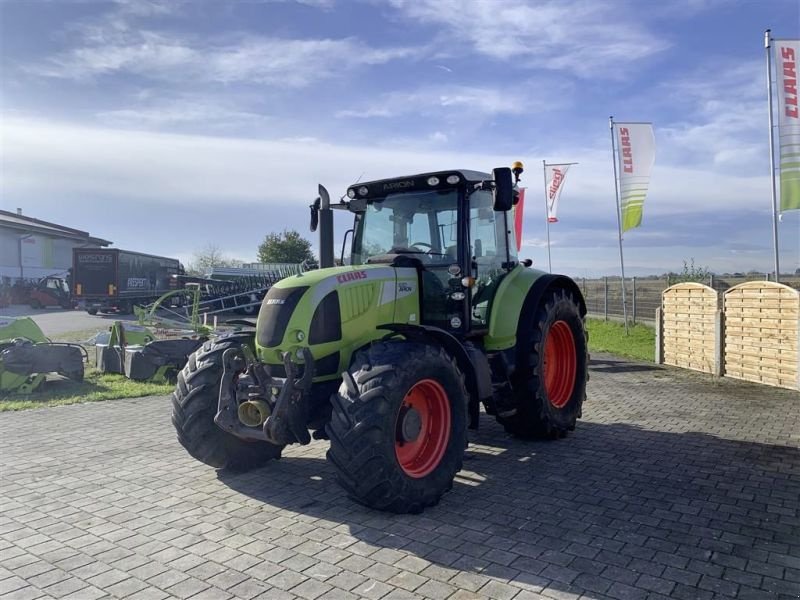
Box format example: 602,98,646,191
338,168,520,334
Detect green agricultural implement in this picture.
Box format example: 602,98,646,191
97,321,205,385
172,164,588,513
0,316,85,394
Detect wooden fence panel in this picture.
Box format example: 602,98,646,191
723,281,799,390
661,283,719,374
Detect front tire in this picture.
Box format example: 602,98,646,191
171,338,283,470
326,342,467,513
498,288,588,438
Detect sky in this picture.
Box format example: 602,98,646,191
1,0,799,277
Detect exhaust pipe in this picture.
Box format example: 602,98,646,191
318,184,334,269
237,399,272,427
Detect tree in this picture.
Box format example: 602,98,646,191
187,244,240,275
257,229,316,266
669,258,711,285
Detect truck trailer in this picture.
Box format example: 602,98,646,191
72,248,183,314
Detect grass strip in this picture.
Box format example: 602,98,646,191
586,318,655,363
1,370,173,411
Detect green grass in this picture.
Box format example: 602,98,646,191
0,370,173,411
586,318,655,363
50,328,106,344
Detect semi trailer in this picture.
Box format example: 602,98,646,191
72,248,184,315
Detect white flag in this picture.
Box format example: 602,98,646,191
615,123,655,232
774,39,800,211
545,164,572,223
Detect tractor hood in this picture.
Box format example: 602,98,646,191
254,264,419,380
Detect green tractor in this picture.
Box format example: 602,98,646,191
172,164,588,513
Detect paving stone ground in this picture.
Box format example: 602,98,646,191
1,353,798,600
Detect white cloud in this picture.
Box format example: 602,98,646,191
1,116,773,219
27,0,417,88
386,0,669,77
2,117,795,276
30,32,419,88
96,101,269,128
653,61,765,174
336,82,565,119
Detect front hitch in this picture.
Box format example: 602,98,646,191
215,344,315,446
263,348,314,446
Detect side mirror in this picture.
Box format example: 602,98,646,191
309,198,320,232
492,167,514,211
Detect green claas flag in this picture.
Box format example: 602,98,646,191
774,39,800,211
615,123,656,232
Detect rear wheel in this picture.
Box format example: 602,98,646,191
327,342,467,513
171,338,284,470
498,288,587,438
87,308,98,315
30,299,42,309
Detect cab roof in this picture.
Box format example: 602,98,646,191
347,169,491,200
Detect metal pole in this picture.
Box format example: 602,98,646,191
609,116,629,334
632,276,637,325
542,160,552,273
765,30,781,283
604,276,608,321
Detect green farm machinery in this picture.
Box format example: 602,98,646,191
172,164,588,513
0,316,85,394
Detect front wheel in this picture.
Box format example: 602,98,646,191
498,288,588,438
171,338,284,470
326,342,467,513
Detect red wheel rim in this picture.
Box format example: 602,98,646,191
543,320,577,408
394,379,451,478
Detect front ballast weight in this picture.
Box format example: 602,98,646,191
215,344,315,446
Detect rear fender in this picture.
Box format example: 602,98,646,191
485,266,585,352
513,274,587,375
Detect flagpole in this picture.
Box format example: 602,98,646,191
609,116,629,334
542,160,553,273
765,29,781,283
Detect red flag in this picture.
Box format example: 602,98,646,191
514,188,525,252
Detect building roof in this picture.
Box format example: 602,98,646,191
0,209,112,246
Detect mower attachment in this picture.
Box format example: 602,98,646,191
0,340,85,393
124,339,206,383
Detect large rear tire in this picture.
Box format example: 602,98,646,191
498,288,588,438
326,342,467,514
171,338,283,470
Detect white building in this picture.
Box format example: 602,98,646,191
0,209,112,282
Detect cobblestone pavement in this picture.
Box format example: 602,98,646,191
1,354,799,600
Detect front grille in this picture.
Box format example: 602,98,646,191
256,286,308,347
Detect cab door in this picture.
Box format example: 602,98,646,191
468,190,517,329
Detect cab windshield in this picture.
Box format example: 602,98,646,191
351,189,459,266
